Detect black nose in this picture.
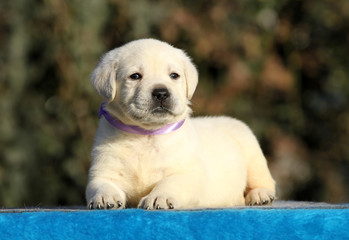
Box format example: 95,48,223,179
152,88,170,102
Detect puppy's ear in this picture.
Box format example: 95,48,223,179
183,54,199,100
90,50,118,102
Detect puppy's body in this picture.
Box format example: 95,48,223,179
86,39,275,209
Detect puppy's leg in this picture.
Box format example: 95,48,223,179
138,173,202,210
245,150,276,206
86,178,127,210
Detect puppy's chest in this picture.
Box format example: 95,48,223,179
115,139,174,193
119,138,166,165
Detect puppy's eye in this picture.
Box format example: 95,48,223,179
170,72,180,80
129,73,142,80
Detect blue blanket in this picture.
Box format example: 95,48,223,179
0,201,348,239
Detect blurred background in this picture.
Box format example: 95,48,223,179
0,0,348,207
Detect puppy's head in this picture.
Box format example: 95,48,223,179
91,39,198,129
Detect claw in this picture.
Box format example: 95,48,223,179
117,201,123,208
89,202,93,210
156,204,164,210
262,200,269,205
107,203,114,209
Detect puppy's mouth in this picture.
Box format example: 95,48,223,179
125,102,176,123
151,106,173,114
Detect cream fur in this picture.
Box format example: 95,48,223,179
86,39,275,210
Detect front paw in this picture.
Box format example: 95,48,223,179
88,193,126,210
138,195,177,210
245,188,275,206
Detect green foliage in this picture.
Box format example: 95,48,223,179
0,0,348,207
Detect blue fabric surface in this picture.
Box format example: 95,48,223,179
0,208,348,240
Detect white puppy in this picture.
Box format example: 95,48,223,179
86,39,275,210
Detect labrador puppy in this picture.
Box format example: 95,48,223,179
86,39,275,210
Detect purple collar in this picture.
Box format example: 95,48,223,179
98,103,185,135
